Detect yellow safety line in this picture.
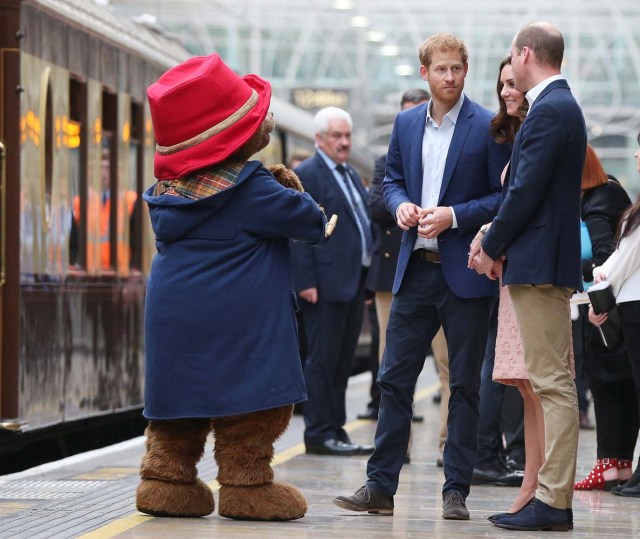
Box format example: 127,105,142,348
78,381,440,538
78,515,153,538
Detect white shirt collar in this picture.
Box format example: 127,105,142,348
525,74,564,108
426,92,465,127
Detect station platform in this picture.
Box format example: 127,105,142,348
0,365,637,538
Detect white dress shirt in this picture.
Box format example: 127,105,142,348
525,74,564,108
414,94,464,252
593,221,640,304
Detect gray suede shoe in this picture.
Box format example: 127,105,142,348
333,484,394,515
442,490,469,520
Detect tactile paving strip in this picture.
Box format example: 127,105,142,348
0,480,113,500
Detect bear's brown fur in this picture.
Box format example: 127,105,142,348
136,405,307,521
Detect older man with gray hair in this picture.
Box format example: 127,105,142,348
291,107,375,457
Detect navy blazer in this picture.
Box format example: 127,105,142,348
482,80,587,289
383,96,510,298
291,152,373,302
365,153,403,293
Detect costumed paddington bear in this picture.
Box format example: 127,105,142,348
136,53,333,521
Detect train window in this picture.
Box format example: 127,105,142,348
40,72,54,228
100,90,117,272
69,78,87,269
128,102,142,270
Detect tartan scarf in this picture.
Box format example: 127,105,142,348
154,161,244,200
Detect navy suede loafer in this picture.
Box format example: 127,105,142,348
491,506,573,530
488,497,533,523
493,498,570,531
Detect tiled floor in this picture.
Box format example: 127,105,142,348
0,366,637,538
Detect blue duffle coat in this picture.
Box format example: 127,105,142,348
142,161,328,419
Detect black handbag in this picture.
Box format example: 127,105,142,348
587,281,624,349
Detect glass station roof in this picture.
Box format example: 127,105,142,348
107,0,640,193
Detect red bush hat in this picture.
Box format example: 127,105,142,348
148,53,271,179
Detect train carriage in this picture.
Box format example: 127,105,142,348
0,0,374,473
0,0,192,468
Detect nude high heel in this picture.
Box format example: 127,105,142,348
617,459,633,483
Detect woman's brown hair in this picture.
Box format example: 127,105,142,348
489,57,528,145
616,196,640,247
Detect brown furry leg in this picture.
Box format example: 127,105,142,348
218,483,306,521
136,418,214,517
213,405,307,521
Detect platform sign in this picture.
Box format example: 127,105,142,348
290,88,350,112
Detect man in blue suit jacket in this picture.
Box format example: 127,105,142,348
334,33,510,519
359,88,430,423
291,107,375,457
471,22,586,531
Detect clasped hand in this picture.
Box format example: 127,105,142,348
467,223,502,280
396,203,451,238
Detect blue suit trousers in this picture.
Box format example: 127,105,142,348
366,256,493,497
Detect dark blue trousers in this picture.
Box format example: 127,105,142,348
302,273,366,445
366,257,493,497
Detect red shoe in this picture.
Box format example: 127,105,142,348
575,458,619,491
617,459,633,483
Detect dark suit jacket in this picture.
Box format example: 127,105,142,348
291,152,373,302
581,179,631,282
383,96,510,298
365,153,402,293
482,80,587,289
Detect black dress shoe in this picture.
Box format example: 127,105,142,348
333,484,394,515
472,463,524,486
357,407,379,420
620,483,640,497
356,443,375,455
442,490,469,520
306,439,363,456
612,464,640,495
506,455,525,472
335,432,374,455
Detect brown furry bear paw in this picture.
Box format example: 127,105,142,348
218,481,307,521
269,164,304,192
136,477,214,517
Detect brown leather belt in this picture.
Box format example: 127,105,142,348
412,249,441,263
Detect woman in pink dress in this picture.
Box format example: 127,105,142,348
469,56,545,516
